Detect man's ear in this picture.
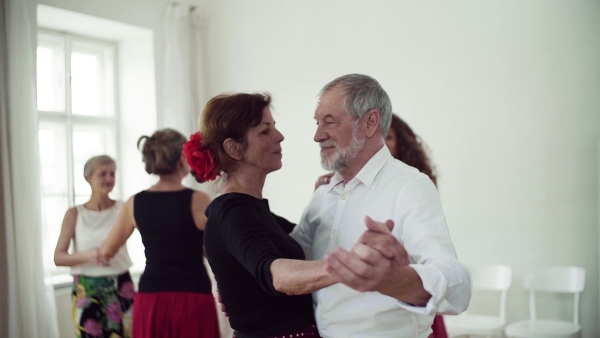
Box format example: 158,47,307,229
223,138,243,161
364,109,380,138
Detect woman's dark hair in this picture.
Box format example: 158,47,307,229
199,93,271,174
137,128,187,175
389,114,437,186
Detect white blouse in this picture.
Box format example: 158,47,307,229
71,201,132,276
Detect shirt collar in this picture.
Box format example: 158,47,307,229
327,145,392,191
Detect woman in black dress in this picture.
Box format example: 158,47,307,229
185,93,338,338
100,128,219,338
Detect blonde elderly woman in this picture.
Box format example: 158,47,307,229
54,155,135,338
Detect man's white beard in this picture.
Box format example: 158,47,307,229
320,123,365,171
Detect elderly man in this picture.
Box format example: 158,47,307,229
290,74,471,337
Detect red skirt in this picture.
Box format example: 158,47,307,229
430,315,448,338
132,291,219,338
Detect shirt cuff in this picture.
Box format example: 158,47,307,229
395,264,447,316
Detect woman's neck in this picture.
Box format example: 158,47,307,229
85,193,115,211
150,173,185,191
221,170,266,199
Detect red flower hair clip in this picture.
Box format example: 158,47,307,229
182,132,220,183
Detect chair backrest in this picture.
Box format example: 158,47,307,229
471,264,513,291
523,266,586,324
469,265,512,321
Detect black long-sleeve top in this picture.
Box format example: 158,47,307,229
204,193,315,338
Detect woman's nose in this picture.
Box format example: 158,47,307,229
275,129,284,142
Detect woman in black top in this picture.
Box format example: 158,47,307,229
100,128,219,338
185,93,338,338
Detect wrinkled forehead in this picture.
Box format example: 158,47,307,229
314,89,350,119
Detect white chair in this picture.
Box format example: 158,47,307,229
445,264,512,338
504,266,586,338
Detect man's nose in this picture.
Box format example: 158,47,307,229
314,125,326,143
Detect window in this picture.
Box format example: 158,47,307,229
36,29,121,279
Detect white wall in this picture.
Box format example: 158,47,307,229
199,1,600,337
21,0,600,337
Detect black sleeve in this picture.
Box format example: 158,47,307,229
270,212,296,234
219,203,286,296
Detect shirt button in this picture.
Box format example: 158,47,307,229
318,298,322,304
341,194,346,200
332,229,336,236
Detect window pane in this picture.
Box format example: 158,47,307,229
37,35,65,112
71,41,115,117
71,52,100,116
37,47,55,110
72,124,119,200
39,122,68,195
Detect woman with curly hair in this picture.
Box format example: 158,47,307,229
385,114,437,186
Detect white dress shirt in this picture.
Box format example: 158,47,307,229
291,146,471,338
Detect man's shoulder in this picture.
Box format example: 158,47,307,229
379,158,429,185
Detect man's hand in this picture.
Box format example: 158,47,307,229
325,216,411,294
325,216,430,306
358,216,410,266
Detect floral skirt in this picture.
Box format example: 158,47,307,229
72,271,136,338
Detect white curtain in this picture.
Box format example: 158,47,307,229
161,3,204,136
1,0,59,337
162,3,217,195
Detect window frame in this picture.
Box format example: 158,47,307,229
37,28,123,280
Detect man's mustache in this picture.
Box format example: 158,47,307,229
320,141,338,149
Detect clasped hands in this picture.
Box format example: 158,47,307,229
324,216,411,297
84,247,110,266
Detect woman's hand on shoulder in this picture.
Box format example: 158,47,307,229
314,172,334,191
